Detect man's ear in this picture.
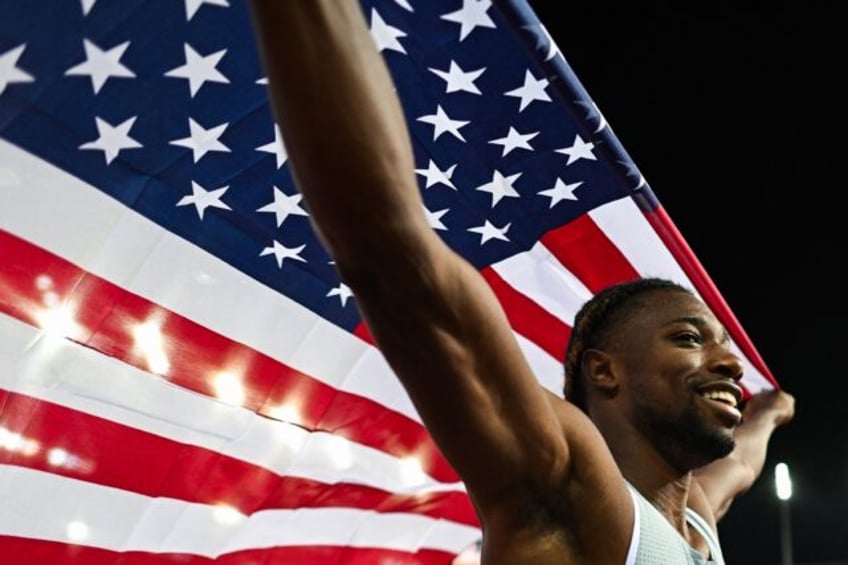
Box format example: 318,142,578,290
581,348,619,395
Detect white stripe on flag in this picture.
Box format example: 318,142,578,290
0,313,464,495
0,464,480,556
589,197,692,285
491,240,592,327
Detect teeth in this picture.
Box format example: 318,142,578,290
701,390,738,408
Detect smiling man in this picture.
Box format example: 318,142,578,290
558,278,794,562
247,2,795,563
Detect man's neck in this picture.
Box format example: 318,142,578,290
625,470,693,530
604,425,696,531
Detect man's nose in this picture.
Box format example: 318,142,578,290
712,348,744,381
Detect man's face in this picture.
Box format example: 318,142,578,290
611,289,744,471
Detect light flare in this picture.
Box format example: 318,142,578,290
132,318,170,375
213,372,245,406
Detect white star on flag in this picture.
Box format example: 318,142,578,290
575,99,608,133
538,178,583,208
256,124,287,168
422,205,449,230
260,240,307,268
441,0,496,41
169,118,230,162
505,70,551,112
165,43,229,97
78,116,142,164
468,220,510,244
537,23,562,62
489,126,538,156
65,39,135,94
556,134,597,165
80,0,96,16
369,8,407,54
429,61,485,94
620,160,647,190
415,159,458,190
256,186,309,227
327,283,354,307
184,0,229,21
0,44,34,95
476,170,522,207
176,181,232,219
417,105,469,142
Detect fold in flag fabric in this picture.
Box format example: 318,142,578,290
0,0,778,563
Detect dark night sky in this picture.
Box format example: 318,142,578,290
527,2,845,564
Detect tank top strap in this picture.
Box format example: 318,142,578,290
624,486,641,565
684,508,725,565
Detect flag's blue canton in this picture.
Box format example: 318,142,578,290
0,0,645,332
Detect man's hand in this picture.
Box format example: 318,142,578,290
742,389,795,428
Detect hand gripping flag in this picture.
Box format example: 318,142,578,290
0,0,778,563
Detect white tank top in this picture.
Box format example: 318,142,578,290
624,483,725,565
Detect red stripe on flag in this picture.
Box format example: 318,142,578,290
541,214,640,293
480,267,570,360
0,229,459,483
0,389,478,525
0,536,457,564
641,206,779,394
353,321,375,344
354,268,571,361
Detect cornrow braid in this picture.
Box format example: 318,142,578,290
563,277,692,412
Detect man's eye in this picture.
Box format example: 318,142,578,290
674,332,701,344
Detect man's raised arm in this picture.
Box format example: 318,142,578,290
246,0,580,512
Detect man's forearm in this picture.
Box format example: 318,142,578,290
248,1,427,272
730,390,795,479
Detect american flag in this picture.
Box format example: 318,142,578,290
0,0,778,563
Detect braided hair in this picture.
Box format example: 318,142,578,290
563,277,693,411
